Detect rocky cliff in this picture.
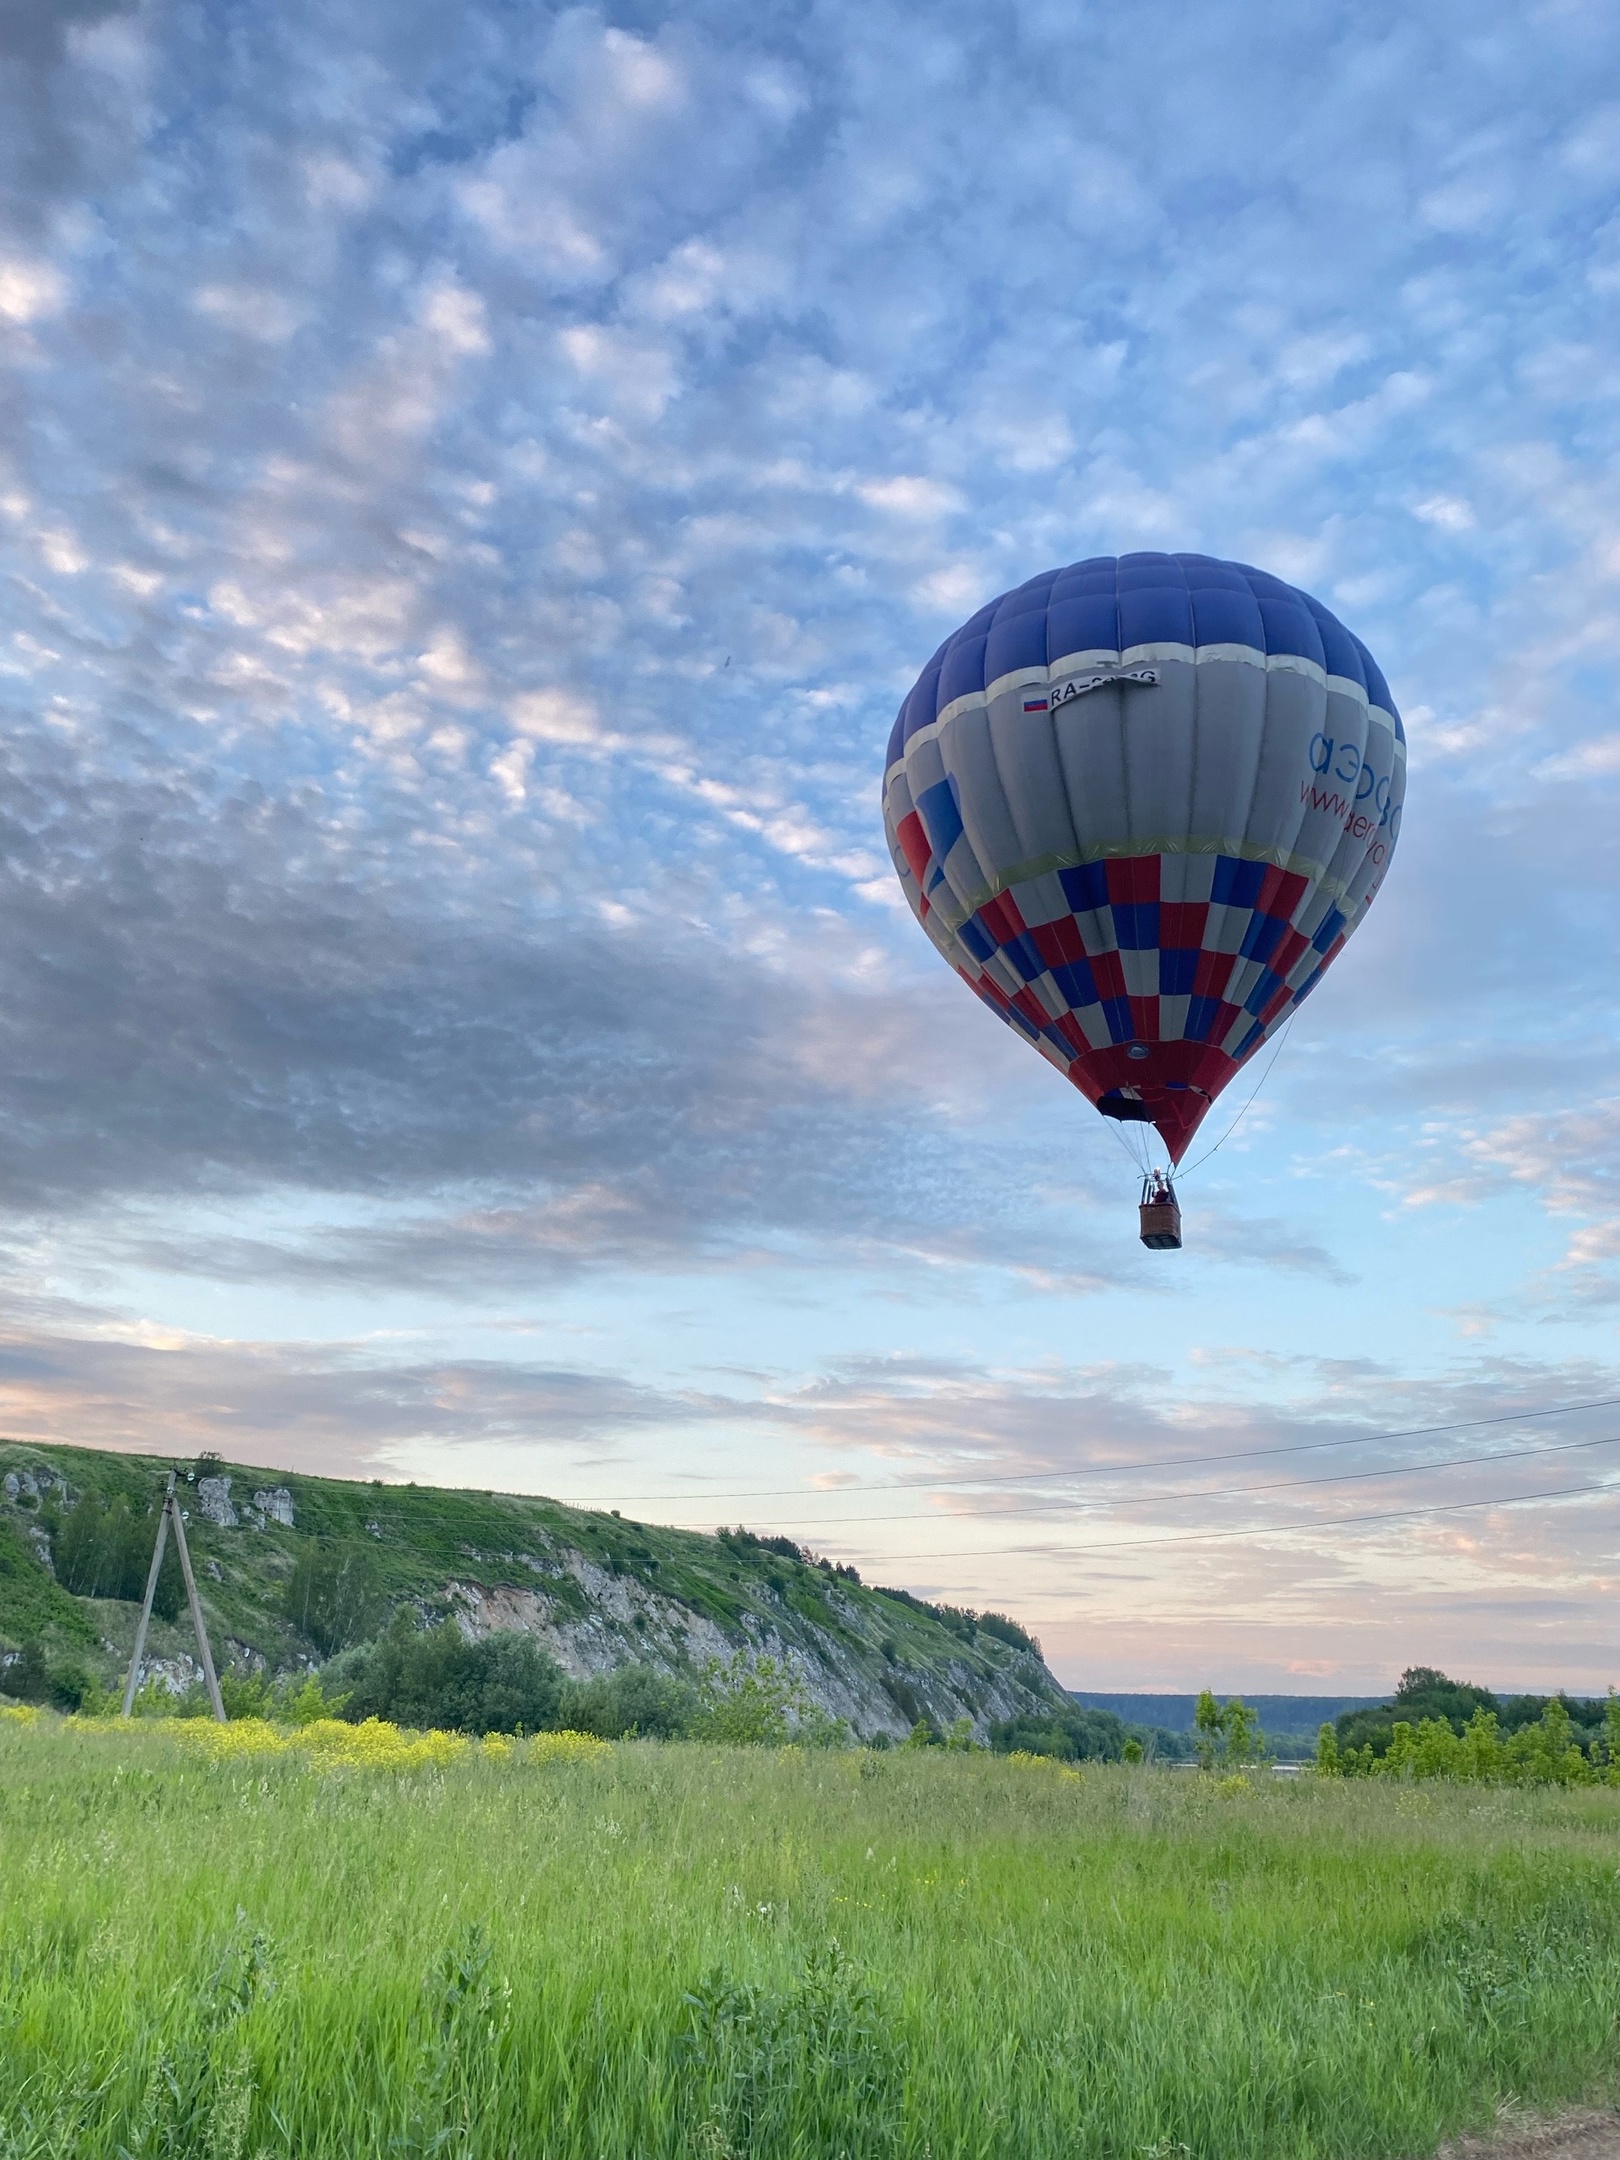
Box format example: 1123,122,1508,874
0,1440,1071,1741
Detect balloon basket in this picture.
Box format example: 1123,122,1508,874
1139,1172,1182,1251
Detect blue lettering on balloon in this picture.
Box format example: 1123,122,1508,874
1334,742,1361,783
1310,734,1332,774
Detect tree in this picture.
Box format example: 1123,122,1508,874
1335,1669,1500,1762
283,1541,383,1656
1193,1689,1223,1769
1194,1690,1266,1770
337,1619,566,1735
4,1639,50,1703
692,1652,845,1747
988,1706,1131,1762
51,1493,181,1620
566,1665,695,1740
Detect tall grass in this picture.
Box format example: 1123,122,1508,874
1,1715,1618,2159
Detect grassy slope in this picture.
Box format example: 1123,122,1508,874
0,1439,1068,1738
1,1720,1618,2159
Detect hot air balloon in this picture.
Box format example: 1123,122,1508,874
881,553,1404,1249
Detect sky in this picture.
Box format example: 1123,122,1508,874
2,0,1620,1695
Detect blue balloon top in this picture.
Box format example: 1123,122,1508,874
887,552,1402,770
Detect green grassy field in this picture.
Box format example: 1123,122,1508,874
2,1715,1618,2160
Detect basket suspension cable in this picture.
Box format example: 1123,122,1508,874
1176,1014,1298,1184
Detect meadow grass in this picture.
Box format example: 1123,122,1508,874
1,1714,1618,2159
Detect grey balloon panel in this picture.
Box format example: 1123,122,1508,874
1052,684,1130,868
1121,663,1197,848
1186,660,1269,866
1246,668,1336,867
940,705,1024,908
985,687,1079,868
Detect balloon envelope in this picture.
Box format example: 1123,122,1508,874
882,553,1405,1163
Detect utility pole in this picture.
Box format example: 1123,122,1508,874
121,1470,227,1722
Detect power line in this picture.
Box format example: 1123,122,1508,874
621,1428,1620,1534
825,1473,1620,1566
552,1392,1620,1511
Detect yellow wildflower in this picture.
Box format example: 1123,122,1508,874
528,1730,612,1765
1004,1750,1081,1780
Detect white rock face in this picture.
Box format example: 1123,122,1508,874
137,1653,203,1695
447,1565,734,1682
441,1547,1057,1742
252,1487,295,1528
195,1477,238,1528
3,1467,65,1507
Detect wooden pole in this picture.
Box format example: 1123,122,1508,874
168,1488,226,1723
120,1471,227,1723
121,1473,174,1717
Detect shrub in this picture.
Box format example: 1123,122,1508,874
2,1639,50,1703
337,1620,566,1736
1318,1695,1609,1786
565,1664,695,1740
1331,1668,1610,1766
48,1659,93,1712
218,1670,348,1724
693,1651,847,1747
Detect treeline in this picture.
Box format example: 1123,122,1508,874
319,1623,1079,1748
331,1621,713,1739
45,1492,182,1619
85,1616,1126,1753
251,1624,856,1745
985,1703,1195,1763
1320,1668,1620,1786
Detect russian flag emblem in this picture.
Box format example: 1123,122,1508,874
1023,696,1049,712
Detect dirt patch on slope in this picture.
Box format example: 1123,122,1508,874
1435,2112,1620,2160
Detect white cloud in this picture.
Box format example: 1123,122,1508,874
509,689,603,745
194,283,305,343
0,254,67,325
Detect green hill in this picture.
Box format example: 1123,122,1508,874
0,1440,1070,1741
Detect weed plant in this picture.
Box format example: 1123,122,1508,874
1,1712,1618,2159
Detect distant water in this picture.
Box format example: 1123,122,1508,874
1072,1691,1386,1736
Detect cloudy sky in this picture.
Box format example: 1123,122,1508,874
2,0,1619,1693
